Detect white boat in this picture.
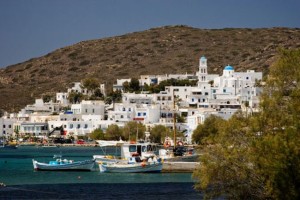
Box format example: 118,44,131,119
99,156,163,173
93,140,157,163
93,140,199,172
32,155,95,171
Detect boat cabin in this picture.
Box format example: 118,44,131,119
121,143,157,159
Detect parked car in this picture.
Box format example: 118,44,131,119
53,138,73,144
76,139,85,145
173,146,187,156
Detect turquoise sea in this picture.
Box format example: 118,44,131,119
0,146,202,199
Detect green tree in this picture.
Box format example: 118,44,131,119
149,125,171,144
81,78,99,91
192,115,225,145
252,48,300,199
67,91,84,103
193,49,300,199
107,90,122,103
93,88,103,99
89,128,105,140
122,81,130,92
42,94,54,103
129,78,140,92
176,114,186,123
143,79,197,93
105,124,123,140
122,121,145,142
0,109,5,118
193,112,262,199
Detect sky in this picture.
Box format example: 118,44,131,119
0,0,300,68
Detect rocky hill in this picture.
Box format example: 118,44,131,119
1,25,300,112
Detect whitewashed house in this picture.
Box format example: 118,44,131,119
107,103,135,123
133,104,160,124
71,100,105,119
0,117,17,139
56,92,69,106
22,99,61,115
19,122,49,138
122,93,153,104
113,79,131,91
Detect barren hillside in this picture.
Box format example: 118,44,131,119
0,25,300,112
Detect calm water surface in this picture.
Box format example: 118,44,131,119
0,146,202,199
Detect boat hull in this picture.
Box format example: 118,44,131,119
32,159,95,171
100,162,163,173
93,155,123,164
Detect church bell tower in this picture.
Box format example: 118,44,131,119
198,56,208,86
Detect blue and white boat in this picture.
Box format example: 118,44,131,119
32,155,95,171
99,156,163,173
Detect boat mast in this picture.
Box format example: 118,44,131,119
173,93,176,149
136,122,138,142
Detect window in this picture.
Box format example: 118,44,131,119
143,113,146,116
8,125,11,128
77,124,80,129
70,124,73,129
121,115,124,119
129,145,137,152
3,125,5,128
128,108,131,111
84,124,88,129
142,146,147,152
92,109,95,113
138,113,141,116
85,109,88,113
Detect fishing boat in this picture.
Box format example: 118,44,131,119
93,140,198,172
99,156,163,173
93,140,157,163
32,155,95,171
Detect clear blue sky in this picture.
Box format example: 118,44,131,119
0,0,299,68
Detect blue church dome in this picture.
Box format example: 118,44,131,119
224,65,234,70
